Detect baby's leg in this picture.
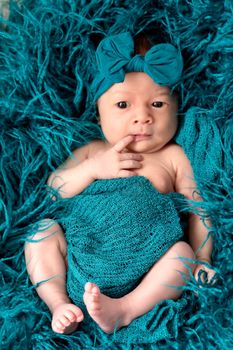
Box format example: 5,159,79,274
24,219,83,333
83,241,195,334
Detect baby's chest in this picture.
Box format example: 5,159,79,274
137,159,175,194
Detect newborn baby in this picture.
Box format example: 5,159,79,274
24,32,215,335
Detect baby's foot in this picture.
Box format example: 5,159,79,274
51,303,84,334
83,282,130,334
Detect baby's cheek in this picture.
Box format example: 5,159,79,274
102,125,124,143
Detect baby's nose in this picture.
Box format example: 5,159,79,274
133,112,153,124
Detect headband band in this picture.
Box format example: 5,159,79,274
91,32,183,102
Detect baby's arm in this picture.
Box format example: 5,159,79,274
170,146,214,277
47,141,97,198
48,135,142,198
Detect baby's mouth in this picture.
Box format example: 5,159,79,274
133,134,151,142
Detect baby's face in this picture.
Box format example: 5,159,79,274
97,72,178,153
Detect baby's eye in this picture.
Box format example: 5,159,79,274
116,101,128,109
152,101,164,108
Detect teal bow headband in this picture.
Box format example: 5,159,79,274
91,32,183,102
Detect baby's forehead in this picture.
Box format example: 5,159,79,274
108,72,172,96
108,86,173,101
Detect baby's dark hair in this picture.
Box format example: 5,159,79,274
134,33,153,55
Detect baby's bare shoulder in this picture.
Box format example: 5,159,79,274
159,143,187,165
88,139,107,157
72,139,105,157
164,143,185,155
163,143,188,165
61,139,106,170
165,144,197,198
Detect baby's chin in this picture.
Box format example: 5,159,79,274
127,141,161,154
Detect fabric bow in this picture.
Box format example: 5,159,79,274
92,32,183,101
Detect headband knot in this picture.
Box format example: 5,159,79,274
92,32,183,101
126,54,145,72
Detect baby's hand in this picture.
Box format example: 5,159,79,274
194,262,217,285
90,135,143,180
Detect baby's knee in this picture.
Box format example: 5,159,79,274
170,241,195,273
172,241,195,260
26,218,64,243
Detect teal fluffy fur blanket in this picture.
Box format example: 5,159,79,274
0,1,232,349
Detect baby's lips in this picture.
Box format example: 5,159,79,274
128,134,136,141
133,134,151,142
123,134,136,145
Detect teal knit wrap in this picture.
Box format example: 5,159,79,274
62,177,186,316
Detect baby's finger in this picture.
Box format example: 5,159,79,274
197,269,208,284
120,160,142,169
206,269,217,284
117,170,137,178
113,135,134,153
120,153,143,161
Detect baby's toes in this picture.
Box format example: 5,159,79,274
65,309,84,323
90,293,100,303
51,304,83,334
60,315,72,327
91,285,100,296
90,298,102,312
84,282,92,292
76,311,84,322
85,282,100,296
64,310,76,322
53,319,66,333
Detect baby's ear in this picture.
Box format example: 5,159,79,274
171,91,179,107
95,112,101,125
170,89,178,99
95,102,100,124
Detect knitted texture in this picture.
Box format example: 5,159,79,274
63,176,184,298
62,176,186,343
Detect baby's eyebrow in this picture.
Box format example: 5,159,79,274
110,90,173,100
153,92,171,97
111,91,131,95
